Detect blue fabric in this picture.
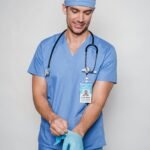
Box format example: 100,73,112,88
28,32,117,150
64,0,96,8
39,144,102,150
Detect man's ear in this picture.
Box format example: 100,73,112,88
62,4,67,15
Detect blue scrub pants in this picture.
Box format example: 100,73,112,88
39,144,103,150
39,147,103,150
38,148,103,150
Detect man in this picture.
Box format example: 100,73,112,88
28,0,117,150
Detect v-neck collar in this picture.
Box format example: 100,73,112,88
63,33,91,57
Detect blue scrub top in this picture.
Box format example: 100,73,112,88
28,32,117,150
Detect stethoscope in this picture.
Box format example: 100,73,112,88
45,29,98,77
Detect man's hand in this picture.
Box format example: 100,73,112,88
62,130,84,150
49,115,68,136
72,126,85,137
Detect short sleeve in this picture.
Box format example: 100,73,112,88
96,46,117,84
27,43,45,78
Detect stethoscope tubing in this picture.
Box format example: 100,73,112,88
45,29,98,76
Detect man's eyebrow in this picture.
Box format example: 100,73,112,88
70,7,79,11
70,6,78,10
84,9,94,13
70,7,94,12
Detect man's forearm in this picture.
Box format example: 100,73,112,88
73,101,104,136
73,81,113,136
32,76,68,136
33,95,57,123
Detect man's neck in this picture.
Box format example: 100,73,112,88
65,29,90,45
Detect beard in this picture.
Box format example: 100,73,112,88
67,23,89,36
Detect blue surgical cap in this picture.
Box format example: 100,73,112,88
64,0,96,8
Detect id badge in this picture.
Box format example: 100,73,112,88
80,82,93,103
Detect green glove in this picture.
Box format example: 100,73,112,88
62,130,84,150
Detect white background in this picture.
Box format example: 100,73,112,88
0,0,150,150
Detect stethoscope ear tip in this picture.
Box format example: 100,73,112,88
45,68,50,76
93,70,97,74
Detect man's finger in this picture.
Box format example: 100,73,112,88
50,127,60,136
61,120,68,131
54,119,68,133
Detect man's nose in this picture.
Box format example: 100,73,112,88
78,13,84,22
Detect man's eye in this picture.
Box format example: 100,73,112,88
85,11,92,15
72,9,78,13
